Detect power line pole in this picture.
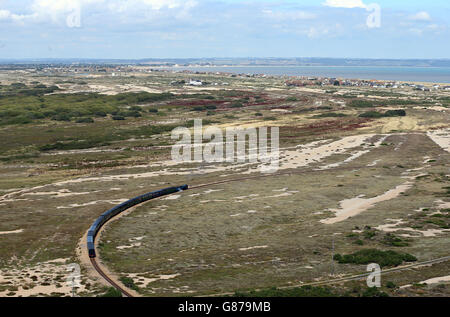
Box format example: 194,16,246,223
331,234,335,277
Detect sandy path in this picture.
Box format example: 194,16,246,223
0,229,23,235
427,129,450,153
420,275,450,285
375,219,450,237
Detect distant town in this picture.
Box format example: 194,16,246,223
2,63,450,91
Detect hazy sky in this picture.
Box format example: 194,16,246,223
0,0,449,59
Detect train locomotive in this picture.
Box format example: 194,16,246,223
87,185,188,258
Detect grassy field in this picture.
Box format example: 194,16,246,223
0,69,449,297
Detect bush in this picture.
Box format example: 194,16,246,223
333,249,417,268
354,239,364,246
359,110,406,118
349,100,375,108
0,89,174,126
129,106,142,112
386,281,397,289
312,112,348,118
234,286,337,297
384,110,406,117
112,116,125,121
39,139,111,151
359,111,385,118
76,117,94,123
119,277,139,292
5,116,32,125
231,102,243,108
383,234,409,247
52,114,71,122
100,287,122,297
94,111,107,117
362,287,389,297
148,108,158,113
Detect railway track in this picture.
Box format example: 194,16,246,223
88,164,449,297
90,258,134,297
204,255,450,297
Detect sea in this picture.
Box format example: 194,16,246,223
162,66,450,84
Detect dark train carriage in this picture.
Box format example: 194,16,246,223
87,185,188,259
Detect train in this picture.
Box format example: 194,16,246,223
87,185,188,258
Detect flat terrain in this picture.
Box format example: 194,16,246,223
0,68,448,297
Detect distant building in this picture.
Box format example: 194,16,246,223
189,79,203,86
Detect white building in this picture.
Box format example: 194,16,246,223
189,79,203,86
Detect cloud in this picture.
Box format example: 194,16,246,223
31,0,105,22
0,9,10,20
0,0,197,26
262,9,316,21
108,0,197,13
0,9,35,22
408,11,431,22
323,0,367,9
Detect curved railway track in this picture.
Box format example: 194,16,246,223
88,164,450,297
90,258,134,297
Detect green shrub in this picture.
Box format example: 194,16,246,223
386,281,397,289
231,102,243,108
119,277,139,292
383,234,409,247
39,139,111,152
359,109,406,118
362,287,389,297
94,111,107,117
76,117,94,123
359,111,384,118
129,105,142,112
0,89,174,125
333,249,417,268
384,110,406,117
234,286,337,297
100,287,122,297
52,114,71,122
349,100,375,108
5,116,32,125
312,112,348,118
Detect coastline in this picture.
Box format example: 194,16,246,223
158,65,450,86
